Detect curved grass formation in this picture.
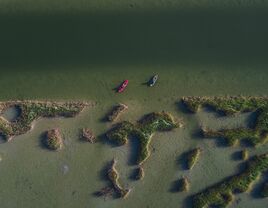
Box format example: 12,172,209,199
182,96,268,147
97,159,130,199
192,153,268,208
0,101,88,141
106,112,181,165
186,148,201,170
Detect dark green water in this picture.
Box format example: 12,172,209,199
0,1,268,208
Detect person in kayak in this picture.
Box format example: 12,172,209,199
118,80,129,93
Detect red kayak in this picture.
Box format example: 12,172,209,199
117,80,129,93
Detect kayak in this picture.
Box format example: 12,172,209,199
118,80,129,93
149,75,158,87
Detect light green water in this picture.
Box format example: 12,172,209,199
0,1,268,208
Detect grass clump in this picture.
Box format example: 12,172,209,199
106,103,128,122
80,128,96,143
0,101,88,141
134,166,144,180
182,96,267,115
241,149,249,160
177,177,190,192
202,128,268,147
106,112,181,165
186,148,201,170
182,96,268,147
45,128,63,150
192,153,268,208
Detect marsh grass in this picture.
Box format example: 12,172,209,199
106,112,181,165
0,101,88,141
192,153,268,208
183,96,268,147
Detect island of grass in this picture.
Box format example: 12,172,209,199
241,149,249,160
185,148,201,170
80,128,96,143
177,177,190,192
106,103,128,122
0,101,88,141
44,128,63,150
192,153,268,208
182,96,268,147
97,159,130,199
106,112,182,165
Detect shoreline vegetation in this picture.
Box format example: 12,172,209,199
192,153,268,208
106,103,128,122
182,96,268,147
0,101,89,141
106,112,182,165
186,148,201,170
97,159,130,199
44,128,63,150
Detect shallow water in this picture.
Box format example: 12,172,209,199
0,1,268,208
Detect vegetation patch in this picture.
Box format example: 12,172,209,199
106,112,181,165
106,103,128,122
241,149,249,160
135,166,144,180
185,148,201,170
80,128,96,143
0,101,88,141
182,96,268,147
97,159,130,199
177,177,190,192
192,153,268,208
44,128,63,150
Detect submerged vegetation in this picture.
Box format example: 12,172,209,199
185,148,201,170
97,159,130,199
0,101,88,141
182,96,268,147
106,112,181,165
106,103,128,122
44,128,63,150
192,153,268,208
261,182,268,198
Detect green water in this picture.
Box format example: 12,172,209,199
0,1,268,208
